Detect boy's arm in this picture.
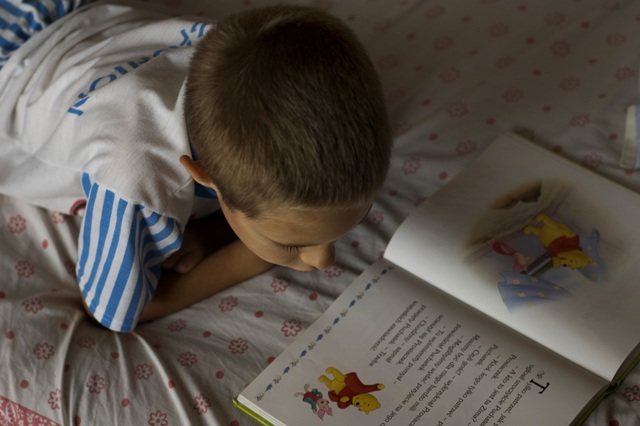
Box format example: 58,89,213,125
139,239,272,323
162,209,236,273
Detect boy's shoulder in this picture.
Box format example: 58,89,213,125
0,1,216,219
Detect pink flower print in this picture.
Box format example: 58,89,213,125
582,152,604,169
86,375,105,394
377,55,398,70
615,66,636,81
551,40,571,57
34,342,55,360
178,352,198,367
545,13,565,25
402,157,422,175
393,122,412,138
51,211,66,224
424,5,445,19
495,56,515,69
488,23,509,37
148,410,169,426
15,260,34,278
281,319,303,337
270,277,290,293
503,88,524,103
49,388,62,410
386,89,405,105
23,297,43,314
229,338,249,355
0,401,17,424
439,67,460,83
7,215,26,234
560,77,580,91
372,19,390,33
516,128,536,142
623,385,640,402
193,394,211,415
168,319,187,332
447,101,469,118
455,139,477,155
135,363,154,380
218,295,238,312
311,0,332,10
606,33,626,46
603,0,620,12
367,210,384,225
124,333,139,342
76,336,96,349
569,113,590,128
433,36,453,51
325,264,344,278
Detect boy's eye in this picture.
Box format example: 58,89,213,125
278,244,300,253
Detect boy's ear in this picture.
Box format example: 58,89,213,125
180,155,218,190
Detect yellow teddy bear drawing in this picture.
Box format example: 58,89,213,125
317,367,384,415
522,213,594,269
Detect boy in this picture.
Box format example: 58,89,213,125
0,1,391,332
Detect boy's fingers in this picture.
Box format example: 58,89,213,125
172,252,201,273
161,252,179,269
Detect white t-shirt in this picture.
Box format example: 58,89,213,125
0,0,218,332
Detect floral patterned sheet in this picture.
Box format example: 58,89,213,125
1,0,640,425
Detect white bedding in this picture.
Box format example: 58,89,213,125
1,0,640,425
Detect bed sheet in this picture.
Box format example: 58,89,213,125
1,0,640,425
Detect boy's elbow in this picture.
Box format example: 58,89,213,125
80,297,104,328
80,296,137,332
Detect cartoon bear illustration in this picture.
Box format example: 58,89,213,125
317,367,384,415
522,213,594,269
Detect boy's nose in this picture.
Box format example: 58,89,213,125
299,244,336,270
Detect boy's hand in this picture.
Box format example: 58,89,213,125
161,224,207,273
161,210,237,273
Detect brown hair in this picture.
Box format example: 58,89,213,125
184,4,391,217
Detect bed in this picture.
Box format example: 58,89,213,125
1,0,639,424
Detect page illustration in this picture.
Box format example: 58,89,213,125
463,178,613,311
317,367,385,414
238,135,640,426
291,367,386,421
293,384,334,420
386,133,640,381
238,261,605,426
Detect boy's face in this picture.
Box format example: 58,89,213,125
180,155,371,271
219,200,372,271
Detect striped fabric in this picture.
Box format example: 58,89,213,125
77,173,184,332
0,0,90,70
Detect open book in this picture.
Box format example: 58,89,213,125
235,133,640,426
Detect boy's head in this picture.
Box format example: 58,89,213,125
183,5,391,270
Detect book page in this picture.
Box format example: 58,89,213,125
237,260,604,426
386,133,640,382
